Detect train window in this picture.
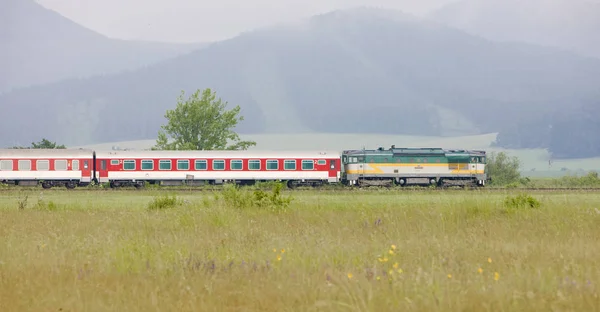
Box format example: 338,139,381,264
159,160,172,170
266,160,278,170
230,160,243,170
302,160,314,170
213,160,225,170
177,160,190,170
123,160,136,170
358,157,365,162
72,160,79,171
55,160,67,171
141,160,153,170
83,160,88,169
101,160,107,171
195,160,207,170
18,160,31,171
330,160,336,169
249,160,261,170
317,160,326,165
111,160,119,165
0,160,13,171
37,160,49,171
284,160,296,170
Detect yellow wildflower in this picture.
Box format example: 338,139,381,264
391,244,397,250
393,262,399,269
478,267,483,274
281,249,285,253
488,258,492,263
277,255,282,261
273,248,277,253
388,249,395,255
347,273,353,279
447,274,452,279
388,269,394,275
494,272,500,281
376,276,381,281
397,269,403,274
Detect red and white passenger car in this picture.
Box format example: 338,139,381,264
96,150,341,188
0,149,342,189
0,148,94,188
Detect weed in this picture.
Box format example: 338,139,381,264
147,194,182,211
17,194,28,210
220,182,293,211
504,193,541,209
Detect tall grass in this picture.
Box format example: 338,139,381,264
0,189,599,311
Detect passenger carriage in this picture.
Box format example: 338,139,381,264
0,148,94,188
94,150,342,188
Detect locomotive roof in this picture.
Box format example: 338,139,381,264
343,147,486,156
94,149,341,159
0,148,93,159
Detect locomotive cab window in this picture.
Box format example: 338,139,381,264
302,160,314,170
123,160,135,170
284,160,296,170
18,160,31,171
141,160,153,170
249,160,260,170
195,160,207,170
159,160,172,170
37,160,49,171
213,160,225,170
177,160,190,170
266,160,278,170
231,160,243,170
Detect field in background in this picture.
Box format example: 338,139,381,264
73,132,600,177
1,188,599,311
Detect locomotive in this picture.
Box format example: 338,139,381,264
0,146,487,189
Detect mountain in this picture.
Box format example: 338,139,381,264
429,0,600,59
0,0,207,93
1,7,599,158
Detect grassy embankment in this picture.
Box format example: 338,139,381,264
1,187,599,311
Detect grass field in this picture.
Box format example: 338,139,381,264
1,187,599,311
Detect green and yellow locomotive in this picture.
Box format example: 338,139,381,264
341,146,487,187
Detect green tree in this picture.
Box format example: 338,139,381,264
154,88,256,150
31,138,66,149
486,152,521,186
12,138,66,149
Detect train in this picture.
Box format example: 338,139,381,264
0,146,487,189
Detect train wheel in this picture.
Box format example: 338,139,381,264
65,181,76,189
42,182,52,189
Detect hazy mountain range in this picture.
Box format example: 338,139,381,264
1,0,599,158
0,0,207,93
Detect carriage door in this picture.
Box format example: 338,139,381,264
96,159,109,183
358,156,366,178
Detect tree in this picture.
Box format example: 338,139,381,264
154,88,256,150
11,138,66,149
485,152,521,186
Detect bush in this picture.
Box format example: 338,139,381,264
504,193,541,209
486,152,522,186
148,194,182,211
219,182,293,212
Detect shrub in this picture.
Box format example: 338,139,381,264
220,182,293,212
486,152,522,186
504,193,541,209
147,194,182,211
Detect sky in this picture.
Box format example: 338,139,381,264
35,0,459,43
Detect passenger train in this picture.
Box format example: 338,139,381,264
0,146,487,189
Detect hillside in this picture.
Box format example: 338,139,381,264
429,0,600,59
0,0,207,93
1,7,599,158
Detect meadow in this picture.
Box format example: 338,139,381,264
1,187,599,311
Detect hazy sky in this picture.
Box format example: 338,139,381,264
36,0,458,43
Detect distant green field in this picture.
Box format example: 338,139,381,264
73,132,600,177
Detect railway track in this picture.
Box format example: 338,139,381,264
1,186,599,193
